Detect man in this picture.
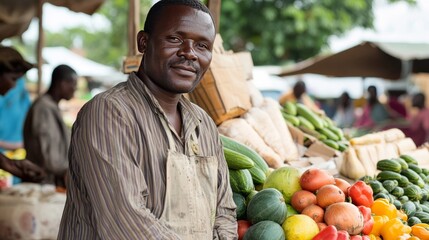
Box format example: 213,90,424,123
279,79,321,113
0,46,45,182
354,85,390,130
24,64,77,187
58,1,237,239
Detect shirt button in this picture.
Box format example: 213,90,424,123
191,143,199,154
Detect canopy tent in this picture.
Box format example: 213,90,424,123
0,0,105,41
26,46,127,87
279,41,429,80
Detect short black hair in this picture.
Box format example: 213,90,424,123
50,64,77,89
143,0,213,34
412,92,426,109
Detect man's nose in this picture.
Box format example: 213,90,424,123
177,41,197,61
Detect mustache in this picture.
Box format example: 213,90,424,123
172,58,199,72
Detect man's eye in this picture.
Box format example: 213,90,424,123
169,37,181,42
197,43,209,49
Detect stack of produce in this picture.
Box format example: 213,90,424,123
281,102,349,152
366,155,429,226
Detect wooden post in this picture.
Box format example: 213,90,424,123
207,0,221,33
128,0,140,56
36,0,44,96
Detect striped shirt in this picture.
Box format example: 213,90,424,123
58,72,237,239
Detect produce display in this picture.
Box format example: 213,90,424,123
223,133,429,239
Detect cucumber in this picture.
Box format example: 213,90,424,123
322,139,339,150
297,116,315,130
408,216,422,226
393,158,408,170
398,195,409,204
283,101,297,116
400,155,418,165
220,135,269,173
414,212,429,224
403,185,423,201
373,192,391,201
337,142,348,152
318,128,340,141
409,164,423,174
377,171,402,181
420,203,429,213
402,201,417,216
391,186,404,198
296,103,324,129
393,200,402,210
281,112,300,126
401,169,423,185
377,159,402,173
229,169,254,195
223,147,255,170
248,166,266,185
369,180,384,194
398,175,410,187
382,180,398,193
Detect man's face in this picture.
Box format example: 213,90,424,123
138,5,215,94
0,72,23,95
60,74,78,100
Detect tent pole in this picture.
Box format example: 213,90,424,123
128,0,140,56
36,0,44,96
207,0,221,33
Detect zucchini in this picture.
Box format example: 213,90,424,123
377,159,402,173
321,139,339,150
220,135,269,173
229,169,254,195
391,187,404,198
409,164,423,174
223,147,255,170
422,168,429,176
297,116,315,130
393,158,408,170
404,185,423,201
283,101,297,116
327,125,344,140
369,180,384,194
281,112,300,126
377,171,402,181
318,128,340,141
400,154,418,165
296,103,324,129
382,180,398,193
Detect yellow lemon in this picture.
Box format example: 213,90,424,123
282,214,319,240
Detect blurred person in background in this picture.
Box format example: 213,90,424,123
0,46,45,182
23,64,77,188
333,91,355,128
279,79,321,113
0,77,31,152
354,85,390,130
402,92,429,146
386,89,407,119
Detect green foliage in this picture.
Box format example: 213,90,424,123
45,0,151,69
219,0,416,65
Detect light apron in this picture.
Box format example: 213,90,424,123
159,117,218,240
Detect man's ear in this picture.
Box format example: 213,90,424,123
137,30,148,54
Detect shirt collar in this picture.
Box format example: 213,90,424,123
126,72,202,138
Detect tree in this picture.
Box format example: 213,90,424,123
219,0,416,65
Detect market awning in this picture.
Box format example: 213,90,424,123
0,0,105,41
279,41,429,80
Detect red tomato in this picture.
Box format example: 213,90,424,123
237,220,251,240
